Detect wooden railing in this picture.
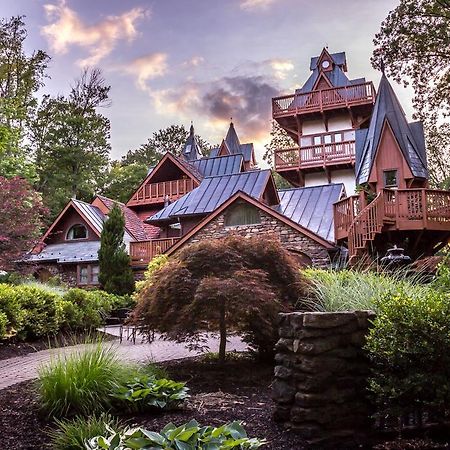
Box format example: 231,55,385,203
130,238,180,265
275,141,355,170
128,179,195,206
334,195,361,240
272,82,376,118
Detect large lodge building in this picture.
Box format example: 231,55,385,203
28,48,450,287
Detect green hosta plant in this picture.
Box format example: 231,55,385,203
111,374,189,411
85,419,266,450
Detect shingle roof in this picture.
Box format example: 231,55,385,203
356,75,428,184
191,154,243,177
27,241,101,263
276,184,344,242
148,170,271,222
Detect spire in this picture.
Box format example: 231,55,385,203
225,120,241,154
356,74,428,184
181,122,202,161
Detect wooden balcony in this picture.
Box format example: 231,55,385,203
334,189,450,260
130,238,180,266
127,179,195,207
275,141,355,171
272,82,375,118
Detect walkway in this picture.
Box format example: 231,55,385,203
0,327,246,390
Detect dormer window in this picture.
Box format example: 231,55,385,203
384,170,398,188
225,204,261,227
67,224,88,240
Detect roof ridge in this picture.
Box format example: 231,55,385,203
278,183,344,192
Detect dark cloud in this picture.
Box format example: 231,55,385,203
199,75,278,138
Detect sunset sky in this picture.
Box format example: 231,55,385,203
3,0,412,163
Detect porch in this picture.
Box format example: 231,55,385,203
129,237,180,266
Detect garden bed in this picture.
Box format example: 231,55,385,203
0,355,303,450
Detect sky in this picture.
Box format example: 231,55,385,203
3,0,413,164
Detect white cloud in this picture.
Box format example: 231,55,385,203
122,53,169,91
240,0,278,11
182,56,205,68
42,0,148,66
269,58,294,79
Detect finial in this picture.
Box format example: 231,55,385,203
189,121,194,134
380,59,385,76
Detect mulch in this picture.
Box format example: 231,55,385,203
0,355,303,450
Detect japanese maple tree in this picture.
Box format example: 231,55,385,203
0,176,47,271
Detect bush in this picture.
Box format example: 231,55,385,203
133,236,307,362
0,311,8,339
37,342,128,417
0,283,24,337
49,413,122,450
365,289,450,420
304,268,429,312
111,373,189,411
86,419,266,450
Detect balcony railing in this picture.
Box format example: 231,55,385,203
272,82,376,118
128,179,195,206
274,141,355,170
130,238,180,265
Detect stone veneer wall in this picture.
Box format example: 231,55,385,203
273,311,375,448
32,263,78,286
183,208,331,267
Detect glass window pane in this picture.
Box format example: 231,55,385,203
67,225,87,240
334,133,342,143
324,134,332,144
91,266,99,284
384,170,398,187
79,266,88,284
225,204,261,227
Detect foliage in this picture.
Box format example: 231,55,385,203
50,413,123,450
111,373,189,411
0,176,47,271
431,256,450,292
135,254,169,292
0,283,24,338
366,289,450,419
86,419,266,450
304,268,429,312
100,161,148,203
0,16,49,181
133,236,306,362
122,124,211,166
262,120,294,166
98,205,135,295
30,68,111,217
426,123,450,188
37,342,127,417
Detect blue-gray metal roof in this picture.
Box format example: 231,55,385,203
72,199,105,234
191,154,243,177
356,75,428,184
27,241,101,263
148,169,271,222
181,124,203,161
310,52,346,70
276,184,344,242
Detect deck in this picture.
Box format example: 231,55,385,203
272,82,376,118
127,179,195,207
275,141,355,172
334,189,450,260
130,238,180,266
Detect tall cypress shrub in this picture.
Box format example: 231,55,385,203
98,205,135,295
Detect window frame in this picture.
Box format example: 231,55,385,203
77,264,100,286
383,169,399,188
224,203,261,228
66,224,88,241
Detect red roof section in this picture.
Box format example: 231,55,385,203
94,195,160,240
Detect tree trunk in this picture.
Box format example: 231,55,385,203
219,298,226,365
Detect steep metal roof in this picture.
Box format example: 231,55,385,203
148,170,271,222
191,154,243,177
181,124,203,161
276,184,344,242
356,75,428,184
310,51,346,70
225,122,241,153
72,199,105,235
27,241,101,263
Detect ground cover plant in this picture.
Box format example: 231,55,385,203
132,236,307,362
85,419,266,450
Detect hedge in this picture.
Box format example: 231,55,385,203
0,283,130,340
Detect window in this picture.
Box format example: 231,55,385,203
77,265,99,285
225,204,261,227
67,224,87,240
384,169,398,187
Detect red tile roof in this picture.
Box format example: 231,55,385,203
94,195,160,241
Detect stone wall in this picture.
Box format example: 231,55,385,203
183,206,331,267
31,263,78,286
273,311,375,448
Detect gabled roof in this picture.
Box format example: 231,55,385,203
147,170,273,223
191,154,243,177
356,74,428,184
27,241,101,263
276,184,344,243
310,50,347,71
165,191,335,257
94,195,159,240
180,124,202,161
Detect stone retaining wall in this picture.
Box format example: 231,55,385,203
273,311,375,448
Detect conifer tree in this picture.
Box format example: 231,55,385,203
98,205,134,295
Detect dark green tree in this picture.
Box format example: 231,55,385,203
0,16,49,180
98,205,135,295
30,68,111,217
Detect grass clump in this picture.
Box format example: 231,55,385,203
37,342,127,417
303,268,429,312
49,413,122,450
